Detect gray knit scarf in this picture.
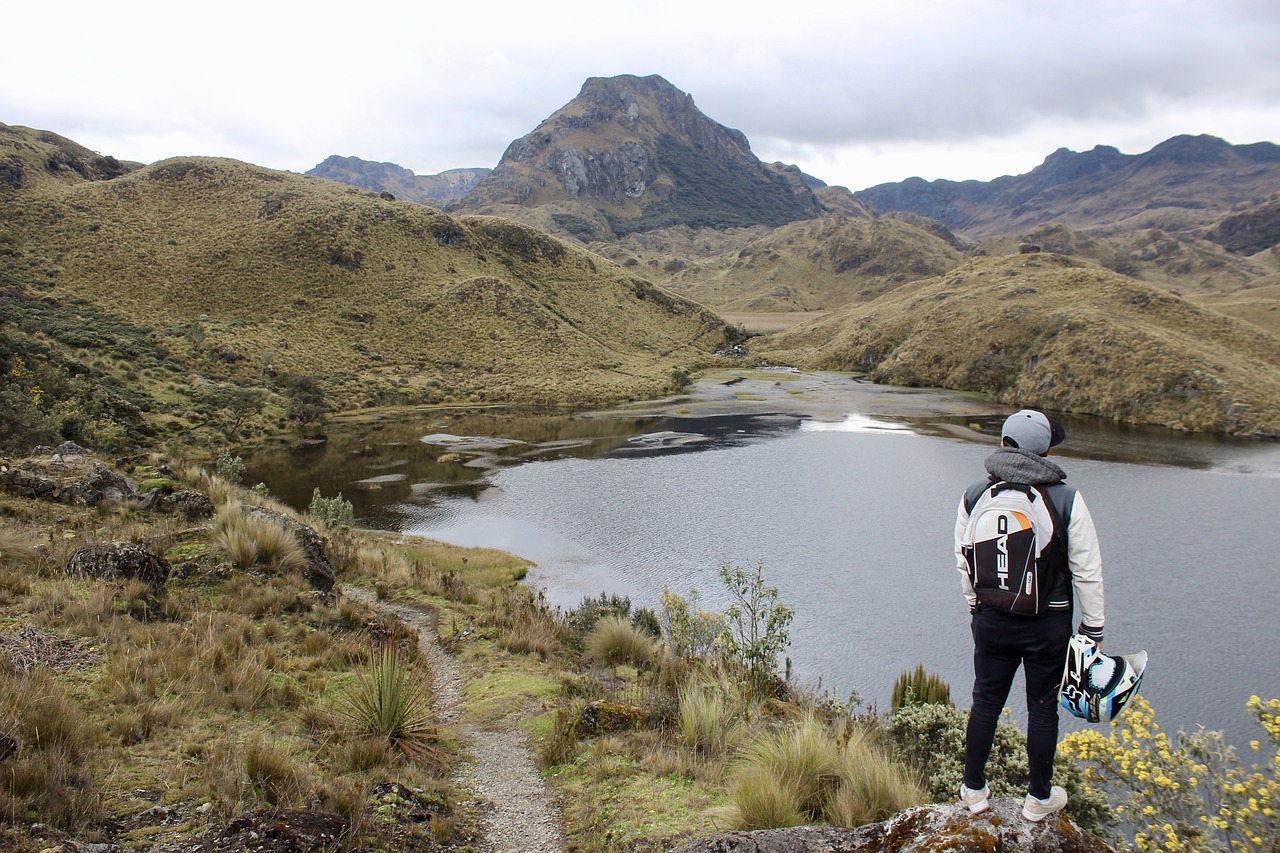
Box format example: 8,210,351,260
983,447,1067,486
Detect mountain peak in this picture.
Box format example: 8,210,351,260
453,74,819,236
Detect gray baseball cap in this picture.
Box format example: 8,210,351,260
1001,409,1065,455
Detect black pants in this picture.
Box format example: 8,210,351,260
963,606,1072,799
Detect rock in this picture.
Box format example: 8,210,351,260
65,542,170,594
138,488,215,519
669,798,1114,853
214,808,346,852
0,459,137,507
244,506,335,591
570,699,648,738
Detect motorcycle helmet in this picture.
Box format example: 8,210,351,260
1059,634,1147,723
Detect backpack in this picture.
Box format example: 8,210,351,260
961,481,1070,615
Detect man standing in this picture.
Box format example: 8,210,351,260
953,409,1105,821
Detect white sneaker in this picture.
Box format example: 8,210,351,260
1022,786,1068,821
959,783,990,814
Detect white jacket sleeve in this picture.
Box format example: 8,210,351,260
955,494,977,607
1067,491,1105,636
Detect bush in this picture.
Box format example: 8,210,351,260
888,701,1109,833
309,488,353,528
891,664,952,712
215,451,246,484
1061,694,1280,851
719,562,793,696
566,591,633,639
661,586,725,662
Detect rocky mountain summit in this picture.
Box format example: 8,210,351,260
306,155,489,206
451,74,827,237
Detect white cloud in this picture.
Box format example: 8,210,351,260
2,0,1276,190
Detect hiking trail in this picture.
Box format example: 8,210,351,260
341,586,567,852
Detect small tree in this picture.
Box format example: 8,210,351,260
285,376,328,426
719,562,793,695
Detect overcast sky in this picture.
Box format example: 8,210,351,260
3,0,1277,191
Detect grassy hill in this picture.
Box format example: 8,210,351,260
0,124,726,453
755,252,1280,436
587,215,971,314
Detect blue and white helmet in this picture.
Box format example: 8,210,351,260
1059,634,1147,723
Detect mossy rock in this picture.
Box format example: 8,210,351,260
570,699,647,738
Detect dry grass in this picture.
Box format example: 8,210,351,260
587,615,658,667
757,252,1280,435
722,714,924,830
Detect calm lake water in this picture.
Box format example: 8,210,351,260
245,371,1280,747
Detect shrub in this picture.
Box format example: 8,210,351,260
215,451,245,484
309,488,353,527
586,615,658,668
566,591,633,638
891,664,952,713
888,701,1109,833
661,586,725,662
719,562,793,695
1061,694,1280,851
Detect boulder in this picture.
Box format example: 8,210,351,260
138,488,215,519
669,798,1114,853
570,699,648,738
66,542,171,594
244,506,335,591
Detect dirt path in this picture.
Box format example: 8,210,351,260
341,586,567,853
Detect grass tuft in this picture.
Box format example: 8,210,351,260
586,615,657,667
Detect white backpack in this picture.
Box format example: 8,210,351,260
961,482,1069,615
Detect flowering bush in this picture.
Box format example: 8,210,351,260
1060,694,1280,851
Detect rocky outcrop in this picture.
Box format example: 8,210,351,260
671,798,1114,853
0,454,137,507
306,155,490,207
454,74,823,235
244,506,335,592
66,542,171,594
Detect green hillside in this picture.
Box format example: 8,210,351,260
755,252,1280,436
0,124,725,453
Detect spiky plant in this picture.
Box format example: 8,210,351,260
890,663,952,713
334,643,439,765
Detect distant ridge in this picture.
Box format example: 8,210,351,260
856,134,1280,245
451,74,825,237
306,155,489,207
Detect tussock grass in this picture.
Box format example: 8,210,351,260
0,523,45,572
587,615,658,667
723,714,924,830
677,673,750,760
245,735,310,806
491,586,564,659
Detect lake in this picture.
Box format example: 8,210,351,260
245,369,1280,748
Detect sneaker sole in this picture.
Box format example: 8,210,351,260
1022,807,1061,821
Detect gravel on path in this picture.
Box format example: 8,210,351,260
341,586,567,853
